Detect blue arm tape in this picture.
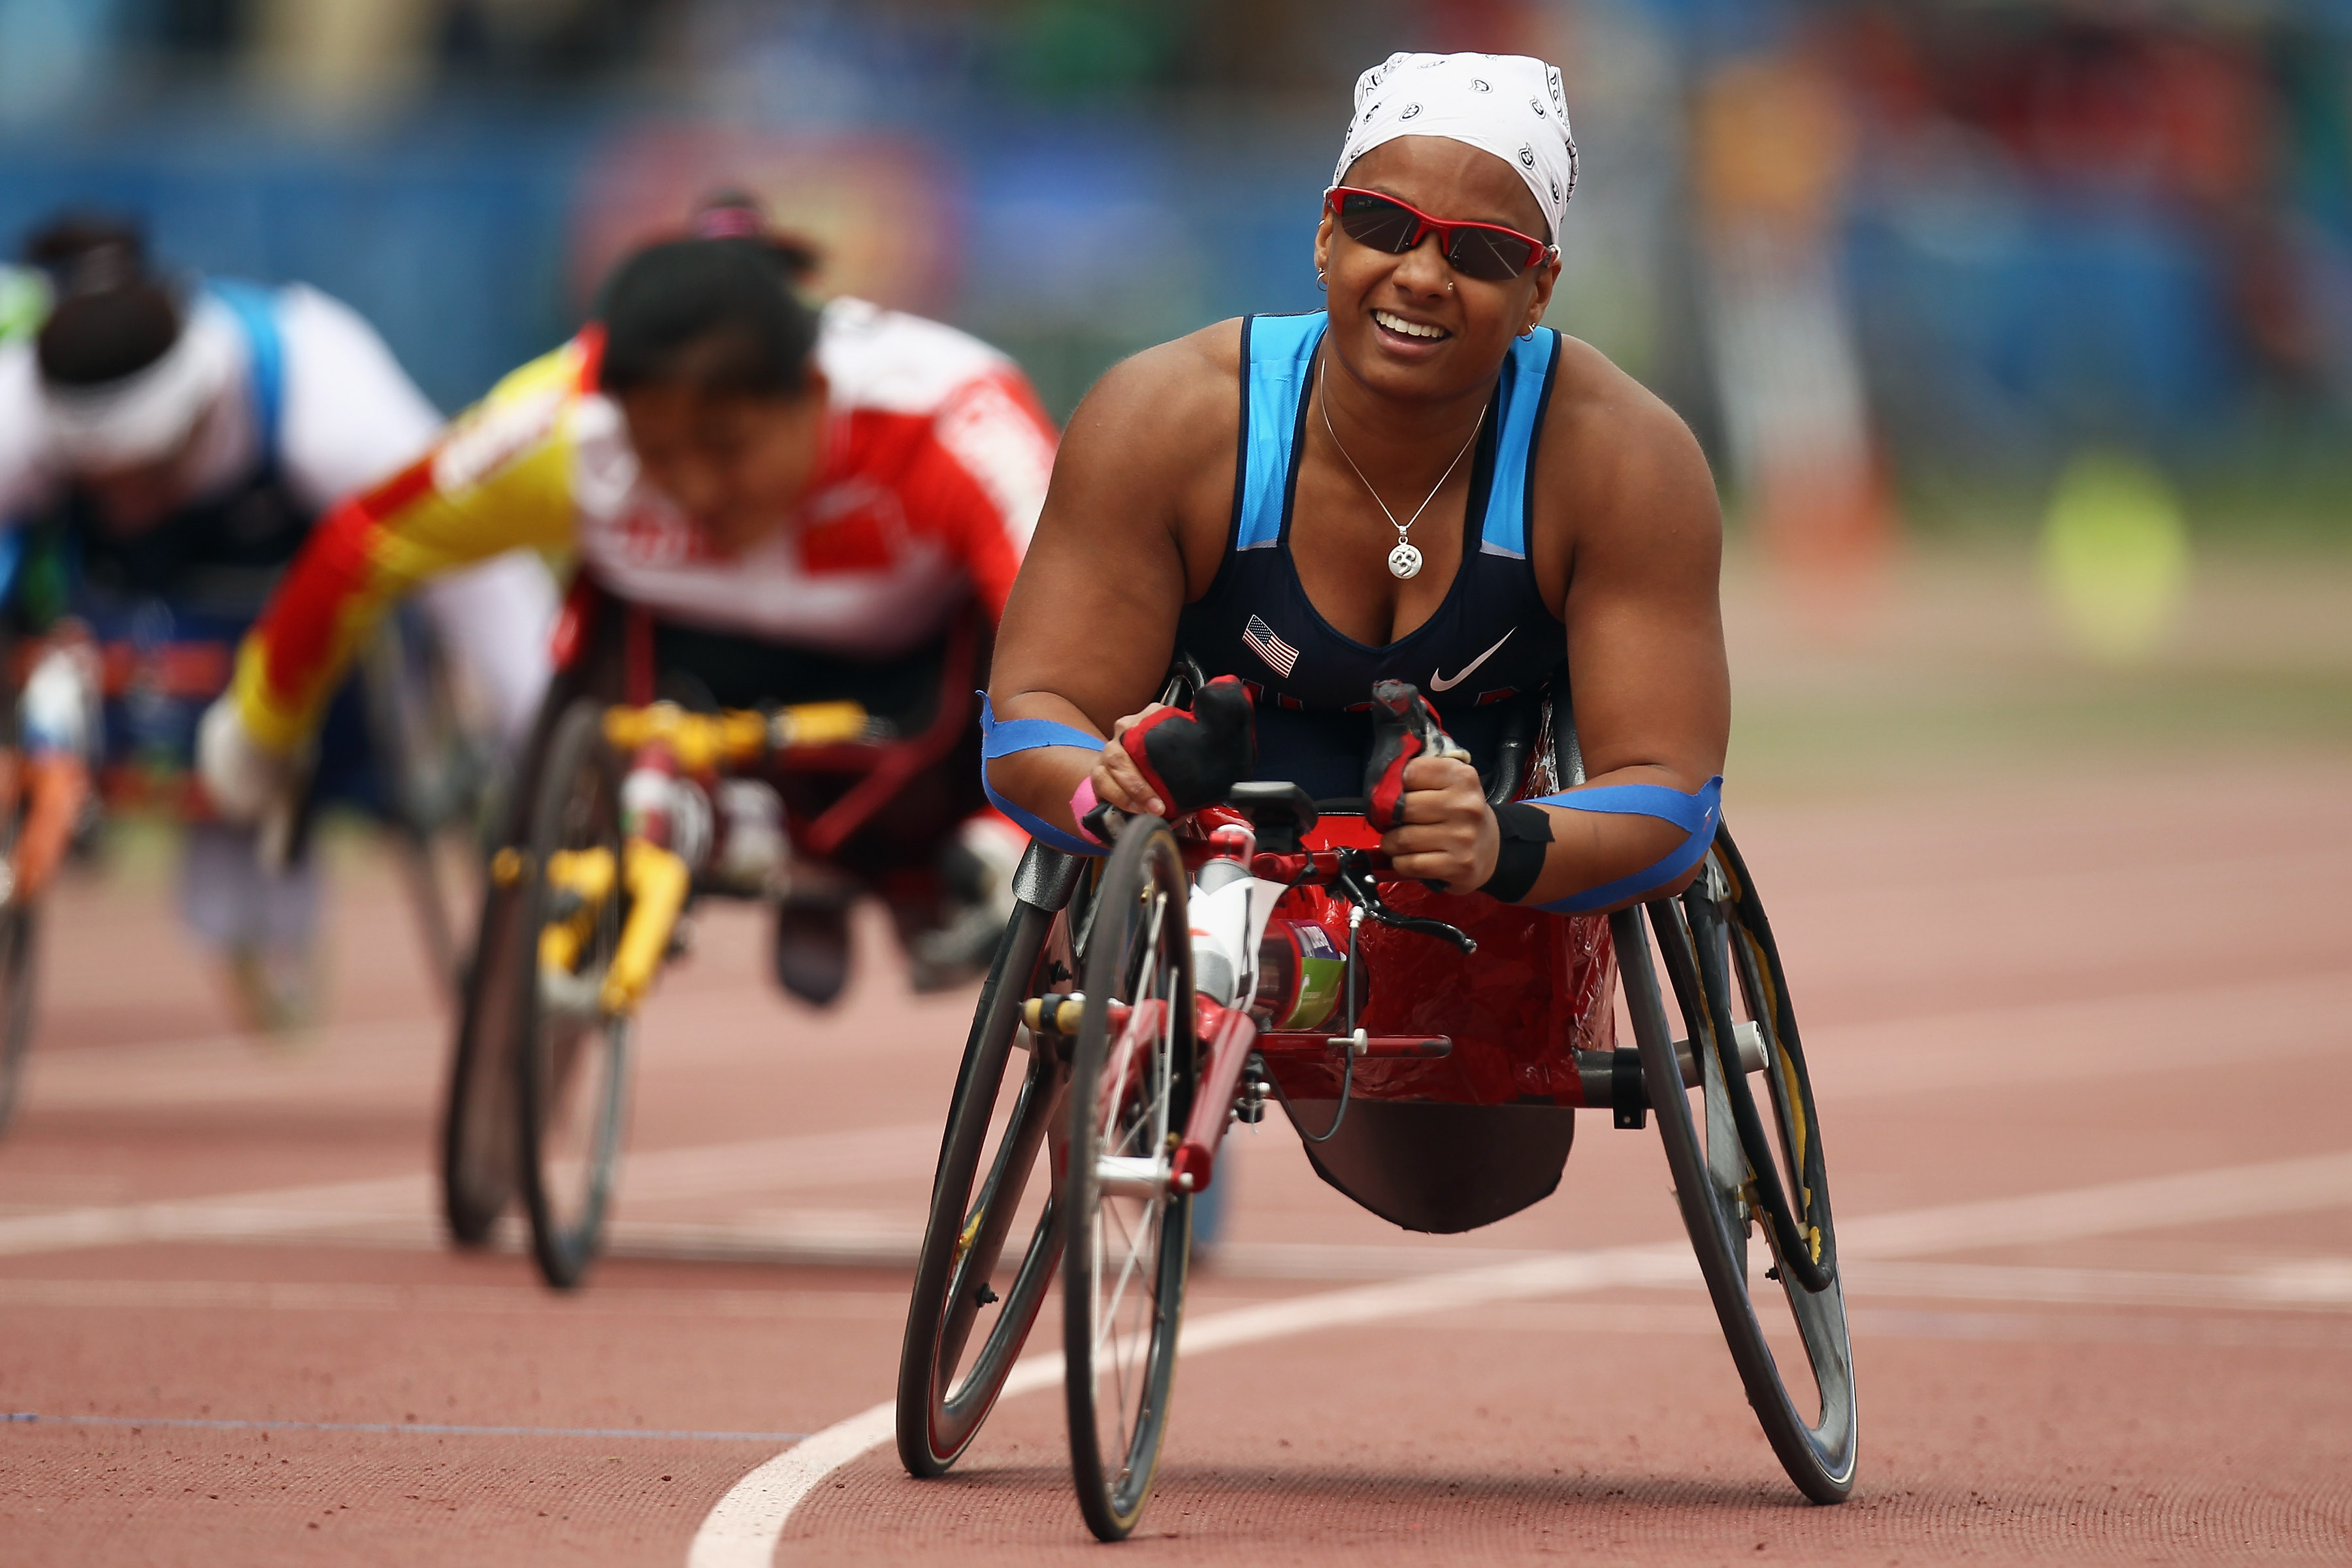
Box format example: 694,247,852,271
977,694,1107,858
1526,776,1723,914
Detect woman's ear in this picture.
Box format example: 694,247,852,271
1313,212,1335,284
1522,256,1562,335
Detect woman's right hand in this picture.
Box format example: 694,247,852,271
1090,704,1171,817
1086,676,1259,825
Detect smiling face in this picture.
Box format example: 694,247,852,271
1314,135,1561,404
617,368,830,557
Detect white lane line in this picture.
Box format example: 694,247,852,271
20,1019,438,1109
0,1123,938,1259
1453,1299,2352,1350
0,1172,434,1257
12,1260,2345,1320
4,1412,806,1443
1801,970,2352,1102
1833,1149,2352,1256
689,1146,2352,1568
0,1279,913,1317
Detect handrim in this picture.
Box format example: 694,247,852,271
1615,838,1858,1503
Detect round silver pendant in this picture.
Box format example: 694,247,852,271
1387,542,1424,580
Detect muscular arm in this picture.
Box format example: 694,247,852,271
1387,342,1729,908
983,325,1237,845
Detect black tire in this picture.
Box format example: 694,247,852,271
896,892,1073,1477
438,878,525,1247
512,700,634,1290
1612,825,1857,1503
0,902,38,1137
1062,819,1194,1542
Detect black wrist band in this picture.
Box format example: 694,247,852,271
1477,800,1554,903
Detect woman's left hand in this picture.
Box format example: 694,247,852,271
1380,755,1498,894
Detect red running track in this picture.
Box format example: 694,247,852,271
3,759,2349,1565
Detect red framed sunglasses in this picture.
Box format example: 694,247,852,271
1324,187,1556,283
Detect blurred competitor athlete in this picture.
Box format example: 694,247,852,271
0,214,555,1028
985,52,1728,920
200,200,1058,1002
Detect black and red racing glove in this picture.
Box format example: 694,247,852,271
1117,674,1256,819
1364,678,1470,830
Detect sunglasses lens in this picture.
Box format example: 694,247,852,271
1446,227,1533,282
1337,192,1420,255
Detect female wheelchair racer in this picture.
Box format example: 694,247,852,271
895,52,1853,1540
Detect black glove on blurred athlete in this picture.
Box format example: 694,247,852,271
1117,674,1256,819
1364,678,1469,831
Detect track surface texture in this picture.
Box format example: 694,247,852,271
4,553,2350,1565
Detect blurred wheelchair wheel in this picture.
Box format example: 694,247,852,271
0,759,39,1137
0,900,37,1137
361,609,495,1008
438,877,525,1248
512,700,634,1290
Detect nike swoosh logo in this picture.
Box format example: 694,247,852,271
1428,629,1514,692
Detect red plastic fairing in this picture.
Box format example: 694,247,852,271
1256,818,1615,1109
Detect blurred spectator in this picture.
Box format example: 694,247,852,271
0,0,2344,534
1693,42,1889,595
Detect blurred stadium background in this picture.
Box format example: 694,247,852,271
3,0,2347,789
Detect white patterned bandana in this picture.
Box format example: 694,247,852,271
1333,52,1579,242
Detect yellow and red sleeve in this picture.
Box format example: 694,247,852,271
230,336,595,753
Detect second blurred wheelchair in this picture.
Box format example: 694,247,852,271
437,580,999,1288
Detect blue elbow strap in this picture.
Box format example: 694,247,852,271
1528,776,1723,914
978,694,1106,858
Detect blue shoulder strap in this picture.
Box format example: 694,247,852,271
1236,312,1326,551
204,280,286,467
1477,327,1558,561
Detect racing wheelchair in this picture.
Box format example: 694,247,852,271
894,668,1855,1539
437,580,994,1288
0,600,487,1135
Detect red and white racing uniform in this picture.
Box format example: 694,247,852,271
229,297,1057,752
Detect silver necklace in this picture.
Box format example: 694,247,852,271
1319,378,1484,581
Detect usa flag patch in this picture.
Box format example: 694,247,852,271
1243,615,1299,677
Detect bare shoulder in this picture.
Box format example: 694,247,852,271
1036,319,1243,595
1536,333,1720,566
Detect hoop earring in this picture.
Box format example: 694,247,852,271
1316,271,1327,292
1518,326,1536,340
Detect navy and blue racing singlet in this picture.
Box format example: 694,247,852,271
60,278,303,612
1174,311,1568,800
